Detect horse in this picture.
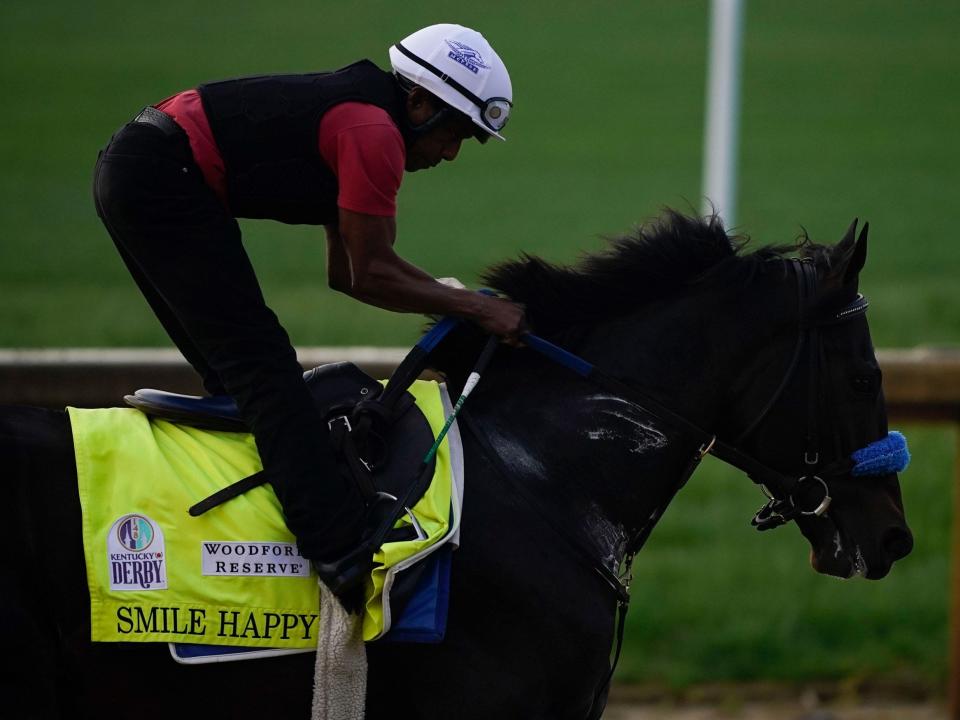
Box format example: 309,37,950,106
1,210,912,719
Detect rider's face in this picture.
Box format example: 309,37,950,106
403,89,478,172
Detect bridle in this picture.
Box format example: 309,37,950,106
741,259,870,531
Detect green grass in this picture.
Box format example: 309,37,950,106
1,0,958,690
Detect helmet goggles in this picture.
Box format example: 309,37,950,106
394,42,512,133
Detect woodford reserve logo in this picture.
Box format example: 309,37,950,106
108,514,167,590
200,540,310,577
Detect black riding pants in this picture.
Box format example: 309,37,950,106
92,119,364,561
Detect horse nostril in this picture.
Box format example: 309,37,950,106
881,526,913,561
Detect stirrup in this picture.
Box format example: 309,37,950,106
312,492,424,602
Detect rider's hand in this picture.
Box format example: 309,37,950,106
475,295,528,346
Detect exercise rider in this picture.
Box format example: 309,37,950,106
92,24,526,586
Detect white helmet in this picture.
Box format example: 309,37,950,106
389,24,513,141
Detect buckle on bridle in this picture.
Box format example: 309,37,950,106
328,415,352,433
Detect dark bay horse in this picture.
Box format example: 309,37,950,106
2,211,911,719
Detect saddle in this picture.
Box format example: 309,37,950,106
125,361,438,594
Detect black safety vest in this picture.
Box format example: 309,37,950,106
198,60,408,225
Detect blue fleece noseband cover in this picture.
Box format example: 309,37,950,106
850,431,910,477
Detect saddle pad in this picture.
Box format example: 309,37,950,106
168,383,464,662
69,380,459,650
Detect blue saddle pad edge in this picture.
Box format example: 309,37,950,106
381,543,452,644
171,544,452,661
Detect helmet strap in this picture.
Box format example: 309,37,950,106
393,74,466,143
406,105,455,138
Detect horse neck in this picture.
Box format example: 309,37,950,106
458,267,794,567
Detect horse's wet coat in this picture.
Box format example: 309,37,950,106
3,212,911,719
581,501,630,573
484,425,549,478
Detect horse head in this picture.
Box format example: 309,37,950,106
725,219,912,579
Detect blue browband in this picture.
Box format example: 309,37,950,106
851,430,911,477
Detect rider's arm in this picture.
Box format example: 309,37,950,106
324,212,526,340
319,104,525,340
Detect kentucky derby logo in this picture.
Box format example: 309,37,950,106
117,514,154,551
107,514,167,591
445,39,490,74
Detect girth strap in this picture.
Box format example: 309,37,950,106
328,416,379,501
586,600,630,720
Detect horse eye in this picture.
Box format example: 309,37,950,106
850,374,878,395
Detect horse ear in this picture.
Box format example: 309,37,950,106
838,218,858,251
846,222,869,282
829,218,868,286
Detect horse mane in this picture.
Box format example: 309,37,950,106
479,208,832,341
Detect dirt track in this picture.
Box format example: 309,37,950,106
603,699,946,719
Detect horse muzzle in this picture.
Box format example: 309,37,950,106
805,471,914,580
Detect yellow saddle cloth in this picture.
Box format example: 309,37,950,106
69,380,455,649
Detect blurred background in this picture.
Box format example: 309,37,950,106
2,0,957,715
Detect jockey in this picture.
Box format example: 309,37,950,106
92,24,527,586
